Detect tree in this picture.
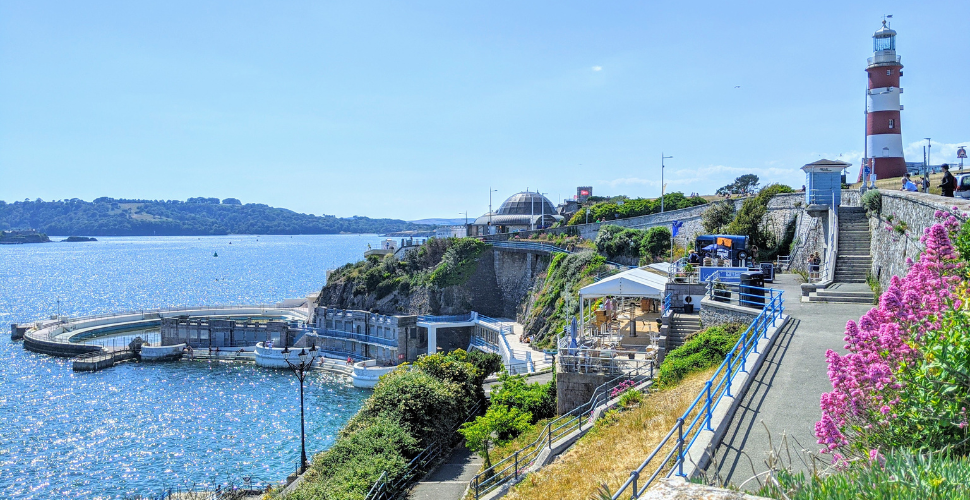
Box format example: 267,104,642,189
640,226,672,260
702,201,736,234
459,404,532,470
716,174,760,196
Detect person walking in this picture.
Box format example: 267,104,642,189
939,164,956,198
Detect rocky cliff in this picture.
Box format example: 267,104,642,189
318,239,550,319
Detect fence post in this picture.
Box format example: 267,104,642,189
548,423,552,449
475,477,480,499
676,417,685,477
704,381,714,431
631,470,640,500
726,352,734,397
514,450,519,480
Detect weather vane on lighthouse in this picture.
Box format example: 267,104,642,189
863,16,907,181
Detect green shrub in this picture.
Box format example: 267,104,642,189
288,418,418,500
758,449,970,500
725,183,794,261
618,389,644,408
489,373,557,423
428,238,488,287
702,201,736,234
285,351,491,500
656,324,746,388
640,226,671,260
862,189,882,215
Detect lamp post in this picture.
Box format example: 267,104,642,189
539,192,548,231
925,138,932,175
282,344,318,474
489,188,498,235
661,154,673,213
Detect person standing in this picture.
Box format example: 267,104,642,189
921,175,930,193
939,164,956,197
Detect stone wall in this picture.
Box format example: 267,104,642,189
699,298,761,327
493,250,550,318
868,191,970,289
556,371,608,414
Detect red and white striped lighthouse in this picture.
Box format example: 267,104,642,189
865,20,907,179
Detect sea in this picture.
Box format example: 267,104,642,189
0,234,386,499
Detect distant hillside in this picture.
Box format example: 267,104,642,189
409,218,468,226
0,198,428,236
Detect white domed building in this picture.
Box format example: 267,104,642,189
470,191,563,236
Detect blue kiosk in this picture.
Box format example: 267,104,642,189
802,159,851,209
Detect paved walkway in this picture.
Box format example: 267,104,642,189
407,445,481,500
709,274,874,489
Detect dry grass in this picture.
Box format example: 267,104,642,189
848,169,966,196
504,366,719,500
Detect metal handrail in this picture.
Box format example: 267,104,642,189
306,328,398,349
491,241,571,254
365,400,485,500
610,288,785,499
471,362,655,498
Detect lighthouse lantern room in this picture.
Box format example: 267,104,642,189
865,20,907,179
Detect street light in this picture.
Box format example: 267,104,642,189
661,154,673,213
925,138,932,175
282,344,318,474
539,192,548,231
488,188,499,235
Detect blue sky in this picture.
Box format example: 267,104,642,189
2,1,968,221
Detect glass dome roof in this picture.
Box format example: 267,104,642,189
496,192,556,216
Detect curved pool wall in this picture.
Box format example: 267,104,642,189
22,305,309,357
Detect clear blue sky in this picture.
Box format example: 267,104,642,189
2,1,968,221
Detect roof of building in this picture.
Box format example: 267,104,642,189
874,20,896,38
496,191,556,216
472,191,563,227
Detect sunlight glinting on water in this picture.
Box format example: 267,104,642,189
0,235,385,498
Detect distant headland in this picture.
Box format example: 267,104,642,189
0,197,430,236
0,229,51,244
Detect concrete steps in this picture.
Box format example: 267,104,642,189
668,313,701,349
808,289,875,304
829,206,875,293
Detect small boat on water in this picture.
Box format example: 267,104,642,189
213,251,218,257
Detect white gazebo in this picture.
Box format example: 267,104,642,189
578,268,668,335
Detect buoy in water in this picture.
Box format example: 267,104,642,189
213,252,218,257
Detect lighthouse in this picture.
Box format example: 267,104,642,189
865,20,907,179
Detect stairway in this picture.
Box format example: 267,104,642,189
668,313,701,350
809,206,875,304
833,207,872,284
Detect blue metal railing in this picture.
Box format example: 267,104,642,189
471,361,656,499
609,287,785,499
704,281,780,310
661,292,672,315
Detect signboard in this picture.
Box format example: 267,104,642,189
959,147,967,159
699,266,748,283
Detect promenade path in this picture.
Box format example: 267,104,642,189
709,274,875,489
407,446,482,500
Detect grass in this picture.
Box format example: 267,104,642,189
485,416,554,467
757,448,970,500
848,170,964,196
502,367,718,500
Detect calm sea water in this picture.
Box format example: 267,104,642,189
0,235,385,499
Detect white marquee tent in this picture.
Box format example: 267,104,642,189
577,268,669,337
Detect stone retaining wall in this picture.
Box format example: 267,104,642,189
868,191,970,288
699,298,761,327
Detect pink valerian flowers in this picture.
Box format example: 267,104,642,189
814,213,965,459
